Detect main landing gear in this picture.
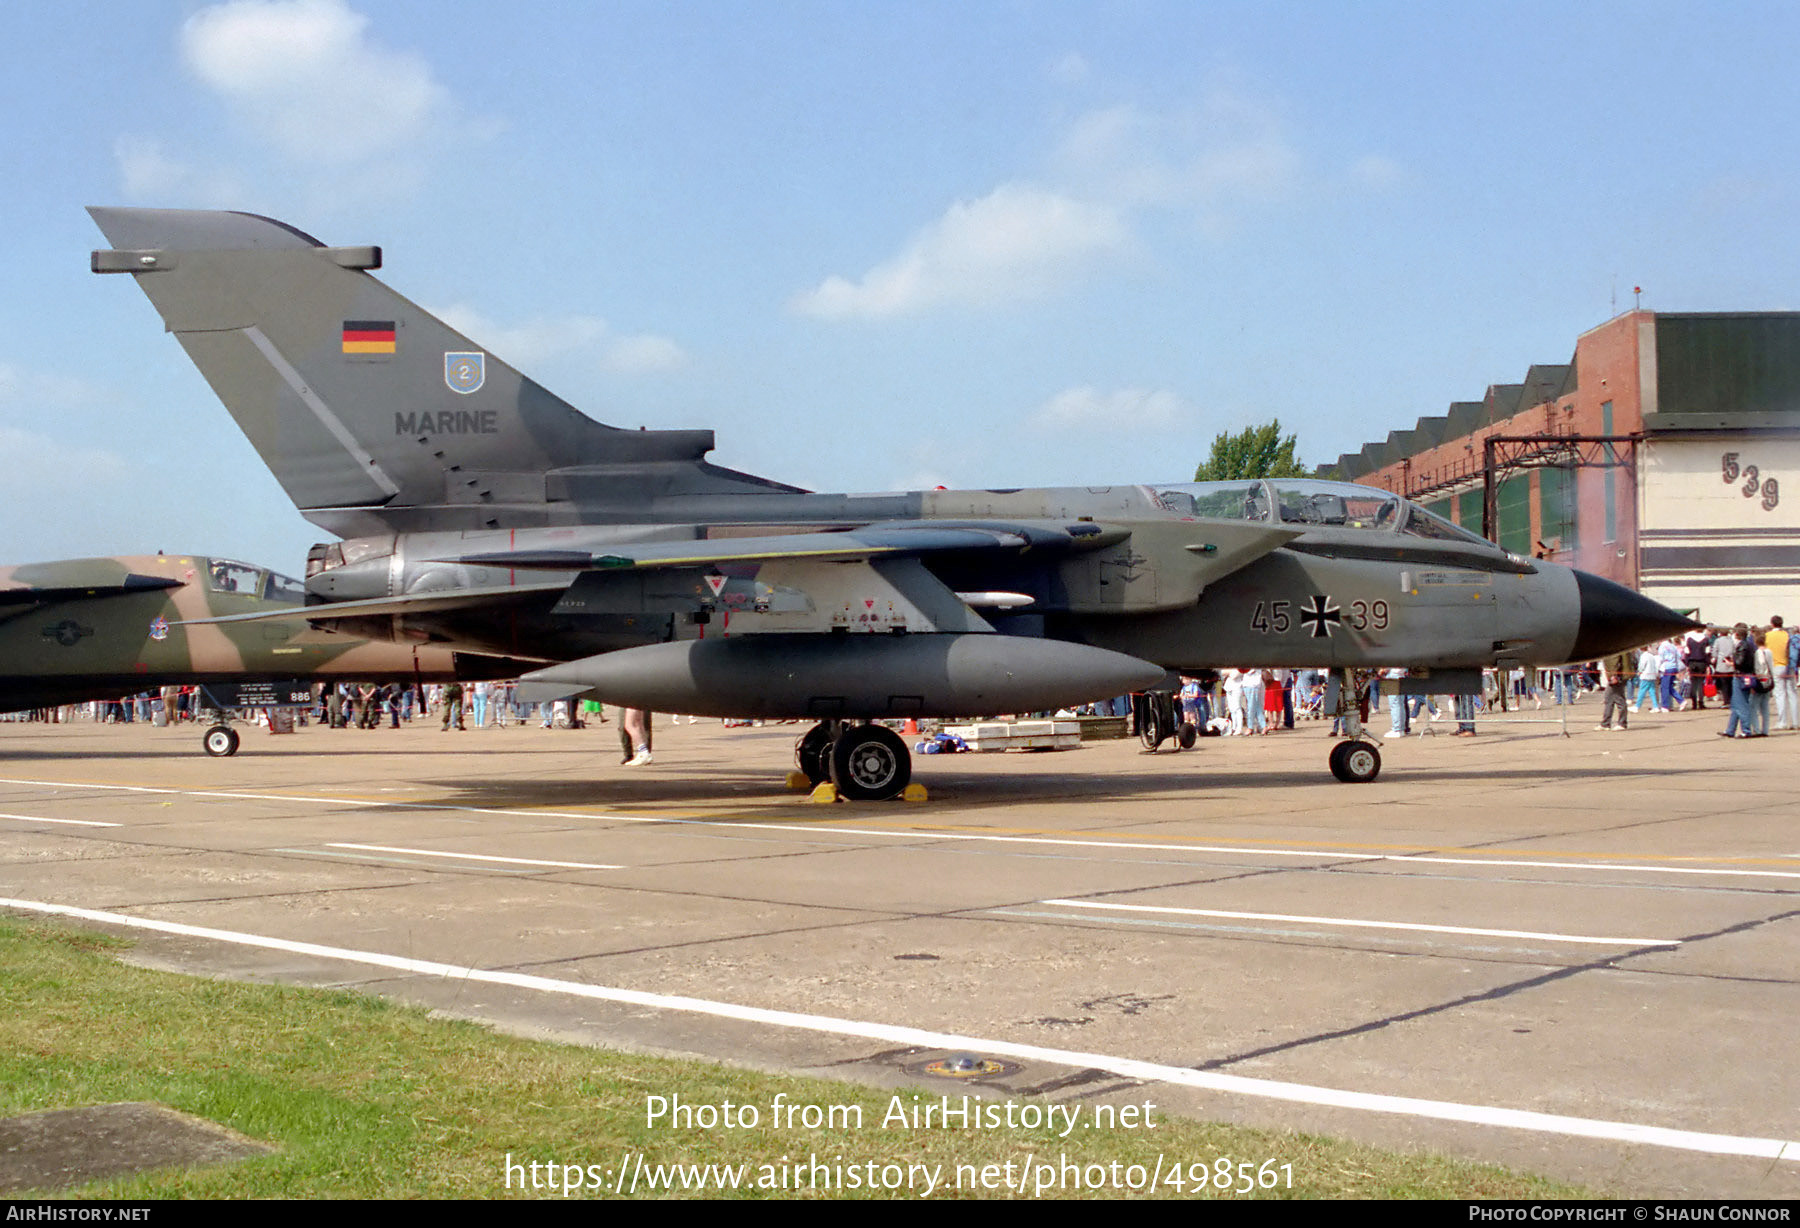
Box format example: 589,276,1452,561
1133,690,1197,751
1326,667,1380,783
795,721,912,801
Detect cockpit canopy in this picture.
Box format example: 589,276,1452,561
1145,479,1493,548
202,558,306,603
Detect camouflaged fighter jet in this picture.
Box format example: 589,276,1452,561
0,553,512,754
89,207,1696,796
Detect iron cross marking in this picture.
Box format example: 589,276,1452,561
1299,594,1342,638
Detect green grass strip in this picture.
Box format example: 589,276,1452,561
0,918,1583,1199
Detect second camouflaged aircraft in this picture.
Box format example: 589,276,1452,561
89,207,1694,796
0,553,515,754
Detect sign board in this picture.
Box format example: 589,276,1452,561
199,681,313,709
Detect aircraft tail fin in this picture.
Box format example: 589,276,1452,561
89,207,796,537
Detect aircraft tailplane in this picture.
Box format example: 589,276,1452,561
89,207,796,537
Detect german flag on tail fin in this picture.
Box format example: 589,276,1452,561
341,320,395,354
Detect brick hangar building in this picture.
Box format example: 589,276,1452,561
1331,310,1800,626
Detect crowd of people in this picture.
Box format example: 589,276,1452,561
1132,668,1489,739
1596,619,1792,739
8,617,1792,750
0,681,662,764
1096,616,1796,743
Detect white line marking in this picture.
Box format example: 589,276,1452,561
325,844,621,871
1375,853,1800,881
987,907,1474,944
0,895,1790,1164
273,849,539,876
0,812,120,828
3,777,1798,880
1039,899,1680,948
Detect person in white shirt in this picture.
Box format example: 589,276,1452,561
1222,669,1246,735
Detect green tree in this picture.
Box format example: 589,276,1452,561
1192,420,1310,481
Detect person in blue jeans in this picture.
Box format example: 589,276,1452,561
1657,639,1683,712
1453,691,1478,736
1722,625,1754,738
1384,669,1410,738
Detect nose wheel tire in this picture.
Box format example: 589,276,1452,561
1329,739,1380,783
829,724,911,801
202,725,240,757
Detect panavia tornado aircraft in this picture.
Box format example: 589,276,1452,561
88,207,1694,797
0,553,513,754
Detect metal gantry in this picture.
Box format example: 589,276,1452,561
1478,434,1638,543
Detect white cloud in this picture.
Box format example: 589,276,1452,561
434,306,687,375
596,334,687,375
0,372,132,548
0,363,109,413
1347,154,1403,189
1055,93,1300,213
114,137,250,207
0,427,130,489
115,1,492,206
792,183,1128,319
1032,386,1189,432
181,0,462,166
1056,105,1167,204
884,441,967,493
797,79,1308,322
888,469,957,492
1048,52,1090,86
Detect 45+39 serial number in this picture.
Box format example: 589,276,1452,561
1250,599,1389,634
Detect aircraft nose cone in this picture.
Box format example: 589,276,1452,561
1568,570,1700,661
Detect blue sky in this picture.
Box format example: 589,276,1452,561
4,0,1797,571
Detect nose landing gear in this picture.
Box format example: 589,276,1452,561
1328,737,1380,783
1327,667,1380,783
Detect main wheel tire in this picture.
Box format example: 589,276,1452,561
1176,721,1198,750
795,723,834,785
829,724,911,801
1329,739,1380,783
1139,705,1164,750
203,726,240,757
